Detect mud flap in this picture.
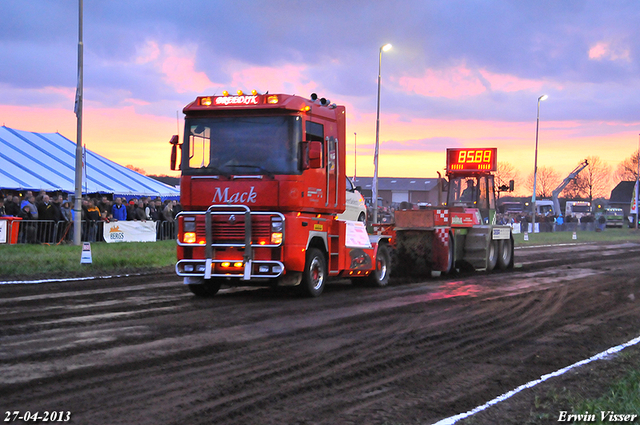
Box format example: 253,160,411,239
431,228,450,272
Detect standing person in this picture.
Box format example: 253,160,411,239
0,198,7,217
126,199,137,221
86,199,101,242
18,204,37,243
22,195,38,219
37,194,57,243
133,200,147,221
5,196,20,216
111,197,127,221
60,200,73,242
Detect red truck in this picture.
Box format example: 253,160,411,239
170,92,514,297
171,92,390,297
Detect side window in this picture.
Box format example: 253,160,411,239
346,177,355,192
478,177,489,209
305,121,324,167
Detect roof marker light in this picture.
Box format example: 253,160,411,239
222,90,229,96
237,90,244,96
251,89,258,95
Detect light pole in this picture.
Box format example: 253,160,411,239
636,133,639,230
372,43,392,224
531,94,548,233
354,132,357,182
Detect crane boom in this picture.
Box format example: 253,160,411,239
551,159,589,216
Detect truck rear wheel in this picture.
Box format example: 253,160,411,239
300,248,327,297
497,238,513,270
365,244,391,287
188,278,222,297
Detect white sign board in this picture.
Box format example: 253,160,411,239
345,221,372,249
103,221,157,243
81,242,92,264
0,220,7,244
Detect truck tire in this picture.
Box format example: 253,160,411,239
487,240,498,271
188,278,222,297
365,244,391,287
443,233,455,274
300,248,327,297
497,238,513,270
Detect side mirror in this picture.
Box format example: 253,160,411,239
169,135,180,171
308,141,322,169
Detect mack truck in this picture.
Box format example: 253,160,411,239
170,92,513,297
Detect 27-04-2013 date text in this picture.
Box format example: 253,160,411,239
4,411,71,422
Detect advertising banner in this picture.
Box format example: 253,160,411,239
0,220,6,244
103,221,157,243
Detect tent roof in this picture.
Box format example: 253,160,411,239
0,126,179,199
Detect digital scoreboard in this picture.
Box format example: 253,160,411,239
446,148,497,172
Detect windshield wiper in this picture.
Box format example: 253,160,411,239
225,164,273,177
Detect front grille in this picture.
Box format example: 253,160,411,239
195,214,271,244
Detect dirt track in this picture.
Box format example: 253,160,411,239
1,241,640,424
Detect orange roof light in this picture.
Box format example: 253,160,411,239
267,95,279,104
200,97,212,106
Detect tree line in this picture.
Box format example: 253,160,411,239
495,150,640,203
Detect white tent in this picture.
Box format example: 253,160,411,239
0,126,179,199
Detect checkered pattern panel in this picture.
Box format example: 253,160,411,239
435,209,449,226
435,227,449,247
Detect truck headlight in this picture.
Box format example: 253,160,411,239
271,217,283,245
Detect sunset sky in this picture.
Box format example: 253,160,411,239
1,1,639,196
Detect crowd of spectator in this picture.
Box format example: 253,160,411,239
0,190,181,244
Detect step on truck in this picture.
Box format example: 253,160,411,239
169,92,513,297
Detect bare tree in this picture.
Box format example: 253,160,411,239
526,166,561,198
563,156,611,202
614,149,640,182
495,161,519,193
126,165,147,175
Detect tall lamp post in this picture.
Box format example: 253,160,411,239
74,0,84,246
531,94,548,233
354,132,357,181
636,133,639,230
372,43,392,224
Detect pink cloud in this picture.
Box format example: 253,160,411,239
160,44,216,93
396,64,558,98
588,41,630,61
396,65,486,98
227,63,317,95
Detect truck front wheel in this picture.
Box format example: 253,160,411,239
300,248,327,297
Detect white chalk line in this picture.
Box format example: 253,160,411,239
432,334,640,425
0,274,140,285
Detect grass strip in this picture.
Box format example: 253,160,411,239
0,240,176,280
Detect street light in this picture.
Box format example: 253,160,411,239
372,43,392,224
531,94,548,233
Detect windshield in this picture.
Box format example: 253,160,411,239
183,115,302,175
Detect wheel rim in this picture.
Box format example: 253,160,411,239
376,255,388,281
309,256,324,291
500,242,509,262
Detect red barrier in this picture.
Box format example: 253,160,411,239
0,217,21,244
